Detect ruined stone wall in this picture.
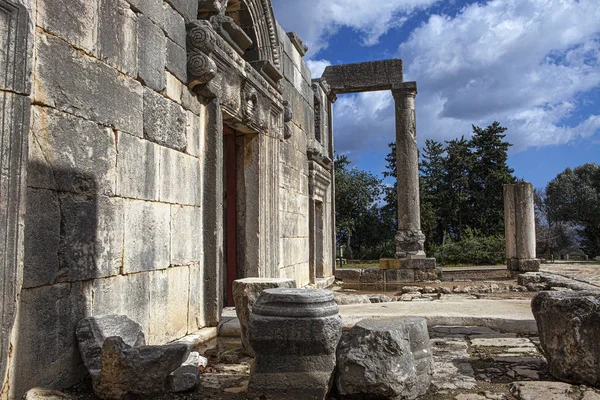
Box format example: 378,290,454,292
1,0,336,396
5,1,210,397
276,24,335,286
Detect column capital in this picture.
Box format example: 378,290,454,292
392,81,418,99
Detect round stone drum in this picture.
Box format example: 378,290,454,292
248,288,342,400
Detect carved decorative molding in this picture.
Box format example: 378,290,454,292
282,100,292,139
308,147,332,171
187,21,218,91
309,163,332,200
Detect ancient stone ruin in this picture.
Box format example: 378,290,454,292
2,0,600,399
504,182,541,273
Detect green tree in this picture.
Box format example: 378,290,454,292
443,137,474,240
545,163,600,255
419,139,446,248
334,154,387,258
470,122,516,235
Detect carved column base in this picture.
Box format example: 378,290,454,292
395,229,426,258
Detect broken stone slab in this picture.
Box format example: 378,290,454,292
167,364,201,393
94,336,190,400
76,315,146,380
333,293,371,305
232,278,296,357
249,288,342,400
336,317,432,400
182,351,208,368
509,381,579,400
532,290,600,387
21,388,73,400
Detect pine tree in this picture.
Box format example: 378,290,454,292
470,122,516,235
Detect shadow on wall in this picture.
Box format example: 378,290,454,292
10,162,102,398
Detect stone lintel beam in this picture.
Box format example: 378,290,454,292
322,59,403,94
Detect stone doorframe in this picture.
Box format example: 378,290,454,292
0,0,33,391
186,11,284,315
322,60,427,259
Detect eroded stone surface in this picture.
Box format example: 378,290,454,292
336,317,432,400
232,278,296,357
532,290,600,387
249,289,342,400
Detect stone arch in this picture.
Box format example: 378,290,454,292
225,0,280,68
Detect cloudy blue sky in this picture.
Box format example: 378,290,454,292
271,0,600,189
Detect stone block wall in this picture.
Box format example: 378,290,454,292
276,23,335,286
1,0,337,397
6,1,209,398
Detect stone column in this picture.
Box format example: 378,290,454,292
503,182,539,272
515,182,536,260
504,184,517,269
392,82,425,258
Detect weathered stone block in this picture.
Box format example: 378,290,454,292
31,106,117,195
23,188,60,288
171,205,203,265
335,268,361,283
168,364,200,393
532,291,600,387
98,0,138,77
517,258,541,272
165,71,183,104
165,0,198,21
281,211,309,238
10,283,90,399
188,264,206,331
138,15,166,91
37,0,97,54
163,3,186,48
360,268,384,285
159,147,201,205
0,2,33,94
92,273,150,336
123,200,170,273
166,39,187,83
35,33,143,137
143,87,186,151
125,0,163,27
76,315,146,378
148,267,190,344
116,132,160,200
385,268,415,283
232,278,296,356
58,194,124,282
95,336,190,399
249,289,342,400
185,109,205,158
336,317,432,399
322,59,403,94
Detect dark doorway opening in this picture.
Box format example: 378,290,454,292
223,125,237,306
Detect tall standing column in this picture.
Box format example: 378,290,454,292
392,82,425,258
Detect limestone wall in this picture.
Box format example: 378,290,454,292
1,0,336,397
277,23,335,286
6,1,210,397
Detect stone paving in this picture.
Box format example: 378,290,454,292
541,263,600,287
63,325,600,399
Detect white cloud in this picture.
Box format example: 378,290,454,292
333,91,395,153
271,0,439,56
273,0,600,155
399,0,600,150
306,59,332,78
